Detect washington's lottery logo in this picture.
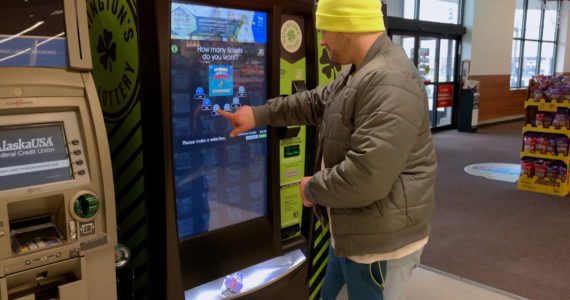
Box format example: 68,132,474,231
281,20,302,54
87,0,140,122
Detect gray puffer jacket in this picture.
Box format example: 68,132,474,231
253,34,437,257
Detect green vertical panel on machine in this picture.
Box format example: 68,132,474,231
307,32,339,300
280,14,307,240
279,128,306,236
87,0,150,298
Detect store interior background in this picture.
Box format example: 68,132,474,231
380,0,570,299
78,0,570,299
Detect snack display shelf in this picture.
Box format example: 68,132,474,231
524,98,570,111
518,175,570,196
522,124,570,137
520,151,570,162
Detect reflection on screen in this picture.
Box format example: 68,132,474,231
0,0,68,67
0,124,73,191
171,2,268,240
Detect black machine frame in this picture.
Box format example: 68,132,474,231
138,0,316,298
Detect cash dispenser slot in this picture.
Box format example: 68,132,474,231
8,197,66,255
1,257,87,300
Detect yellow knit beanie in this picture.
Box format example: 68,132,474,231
316,0,385,33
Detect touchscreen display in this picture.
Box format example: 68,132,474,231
0,124,72,191
171,2,268,240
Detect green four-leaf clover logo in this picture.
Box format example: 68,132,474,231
97,29,117,72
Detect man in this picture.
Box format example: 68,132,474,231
219,0,436,299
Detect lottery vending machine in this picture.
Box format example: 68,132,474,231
0,0,118,299
139,0,317,298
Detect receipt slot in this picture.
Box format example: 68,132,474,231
0,0,117,299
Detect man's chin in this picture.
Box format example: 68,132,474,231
330,57,341,66
330,55,348,66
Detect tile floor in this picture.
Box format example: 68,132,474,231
336,265,527,300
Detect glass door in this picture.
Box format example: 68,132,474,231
419,37,437,126
436,39,456,127
392,34,458,129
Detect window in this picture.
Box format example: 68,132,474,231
419,0,460,24
386,0,416,19
510,0,561,88
385,0,462,24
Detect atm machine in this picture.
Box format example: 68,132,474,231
0,0,117,299
139,0,317,299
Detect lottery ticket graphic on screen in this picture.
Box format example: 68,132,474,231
171,3,268,240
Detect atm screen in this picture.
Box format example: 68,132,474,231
0,0,68,68
170,3,268,240
0,124,72,191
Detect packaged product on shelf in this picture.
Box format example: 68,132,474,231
536,112,545,127
550,78,561,88
552,109,570,129
523,134,537,153
530,75,570,102
546,87,570,103
544,113,554,128
562,87,570,102
537,75,553,90
559,166,567,183
521,159,534,178
547,136,557,154
536,135,548,154
534,161,547,179
546,165,558,183
534,89,543,102
556,137,569,156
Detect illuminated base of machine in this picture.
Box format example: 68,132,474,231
184,249,306,300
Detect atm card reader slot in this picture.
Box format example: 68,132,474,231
10,216,63,255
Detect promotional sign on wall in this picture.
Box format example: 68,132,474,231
438,84,454,108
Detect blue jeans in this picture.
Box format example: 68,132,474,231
322,245,387,300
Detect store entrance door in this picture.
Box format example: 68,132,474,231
392,34,458,129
